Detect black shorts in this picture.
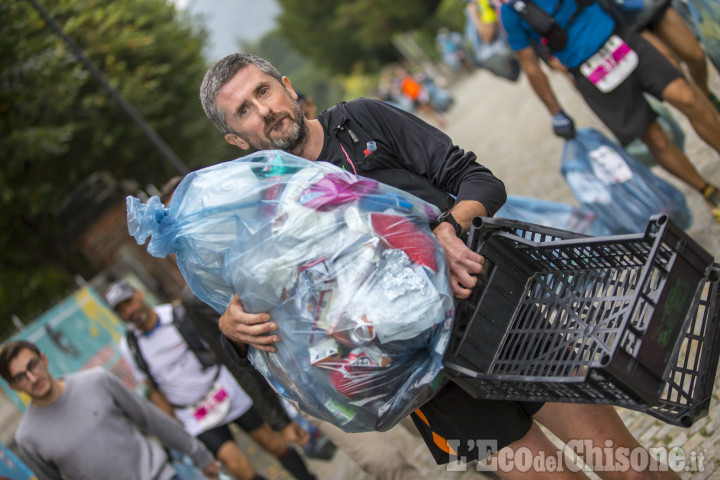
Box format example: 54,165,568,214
570,27,683,146
196,406,265,456
645,0,672,31
411,382,544,465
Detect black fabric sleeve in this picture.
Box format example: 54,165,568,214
345,98,507,215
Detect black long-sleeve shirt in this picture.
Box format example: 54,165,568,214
316,97,507,214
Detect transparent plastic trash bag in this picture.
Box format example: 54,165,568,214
126,150,454,432
561,128,692,234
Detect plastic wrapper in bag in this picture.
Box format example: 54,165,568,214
126,150,454,432
561,128,692,234
497,195,613,236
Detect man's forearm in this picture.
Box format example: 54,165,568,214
149,387,175,417
449,200,490,233
516,47,563,115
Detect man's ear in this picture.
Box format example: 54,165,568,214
282,76,298,101
225,133,249,150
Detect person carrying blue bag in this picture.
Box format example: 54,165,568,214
499,0,720,222
148,52,686,477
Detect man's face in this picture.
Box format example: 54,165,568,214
115,290,151,331
216,65,308,154
7,348,52,400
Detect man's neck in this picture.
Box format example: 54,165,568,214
292,119,324,161
31,378,65,409
139,309,159,334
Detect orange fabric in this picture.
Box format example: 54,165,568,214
414,409,457,456
401,77,422,100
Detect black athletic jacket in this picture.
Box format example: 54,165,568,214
317,98,506,214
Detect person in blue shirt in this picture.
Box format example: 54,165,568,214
500,0,720,222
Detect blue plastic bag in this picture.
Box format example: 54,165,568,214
560,128,693,234
497,195,613,236
126,150,453,433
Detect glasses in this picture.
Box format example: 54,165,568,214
10,357,42,386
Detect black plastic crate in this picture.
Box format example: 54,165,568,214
443,215,720,427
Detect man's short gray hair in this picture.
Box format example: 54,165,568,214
199,54,283,135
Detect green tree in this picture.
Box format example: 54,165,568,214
0,0,230,336
244,31,346,111
276,0,443,74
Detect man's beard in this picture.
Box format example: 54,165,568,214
250,104,308,154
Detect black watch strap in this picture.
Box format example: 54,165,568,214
430,210,462,237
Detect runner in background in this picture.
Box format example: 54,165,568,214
106,280,317,480
0,339,220,480
500,0,720,221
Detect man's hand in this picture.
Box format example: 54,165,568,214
551,109,576,139
432,222,484,299
219,295,279,352
201,461,221,479
280,421,311,446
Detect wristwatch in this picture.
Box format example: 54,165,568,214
430,210,462,237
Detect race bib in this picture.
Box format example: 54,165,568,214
580,35,638,93
192,381,231,431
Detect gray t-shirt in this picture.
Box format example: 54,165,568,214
15,367,214,480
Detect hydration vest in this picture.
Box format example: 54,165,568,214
507,0,595,51
125,304,217,391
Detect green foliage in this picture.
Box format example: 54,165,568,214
0,0,229,334
276,0,444,74
430,0,469,34
244,31,346,112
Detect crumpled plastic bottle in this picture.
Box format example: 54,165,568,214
126,150,453,432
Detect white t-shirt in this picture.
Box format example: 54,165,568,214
119,304,253,436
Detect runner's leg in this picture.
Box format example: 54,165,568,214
216,440,258,480
484,422,591,479
661,77,720,154
652,8,710,97
640,120,707,190
533,403,681,480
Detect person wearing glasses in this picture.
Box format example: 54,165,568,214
0,339,220,480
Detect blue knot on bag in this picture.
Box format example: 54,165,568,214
126,195,174,257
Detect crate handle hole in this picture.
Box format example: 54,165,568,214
680,415,692,428
709,269,720,283
600,354,611,366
